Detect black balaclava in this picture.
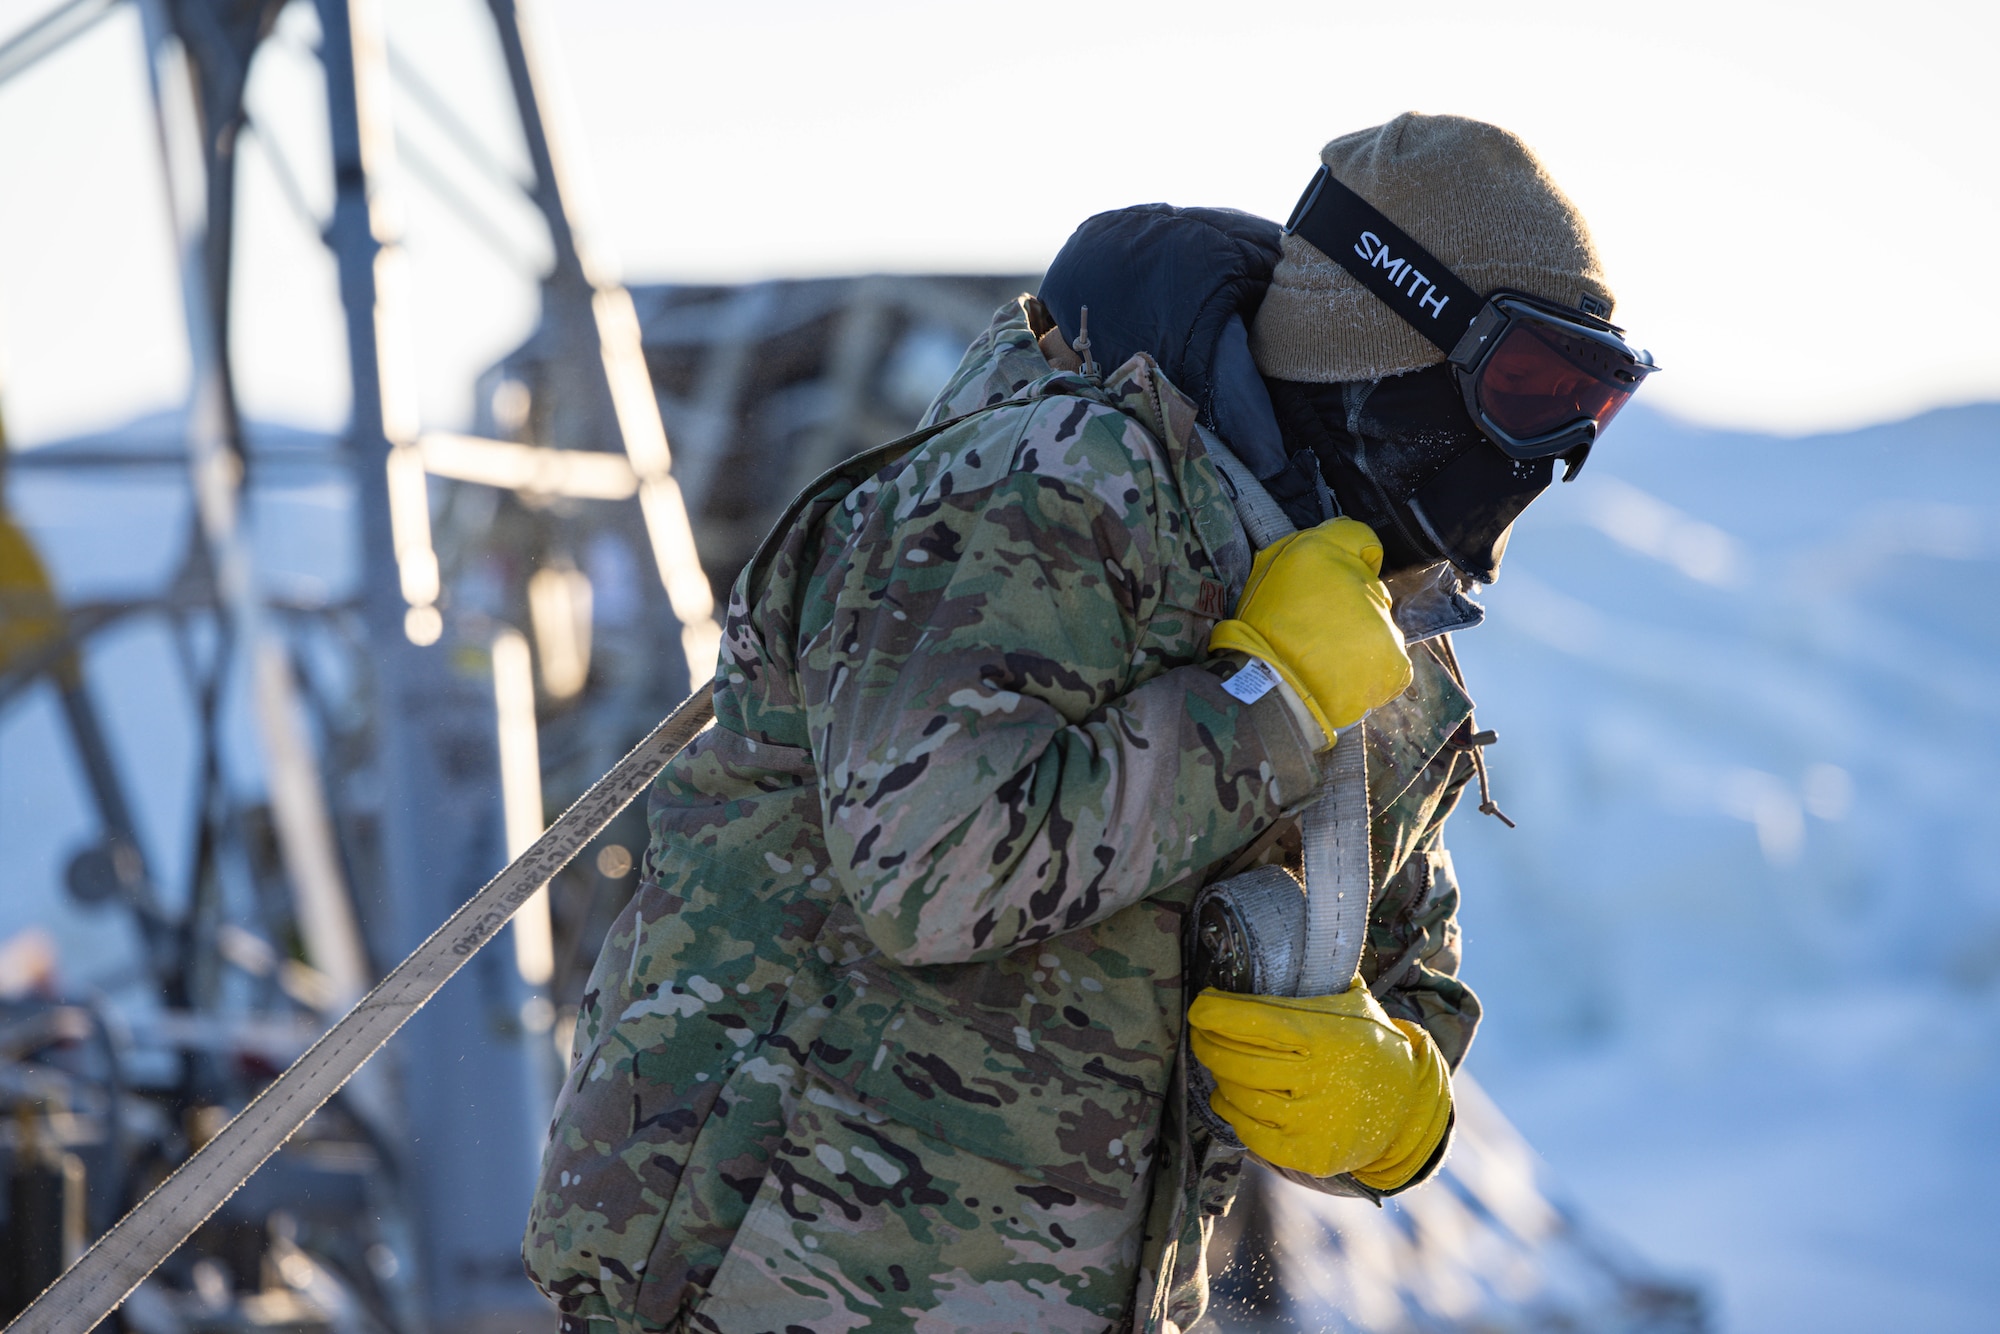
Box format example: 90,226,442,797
1265,365,1556,584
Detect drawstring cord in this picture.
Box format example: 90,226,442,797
1433,635,1516,828
1469,746,1516,829
1074,305,1101,383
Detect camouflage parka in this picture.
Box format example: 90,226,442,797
524,299,1484,1334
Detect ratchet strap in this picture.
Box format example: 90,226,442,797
1202,434,1374,996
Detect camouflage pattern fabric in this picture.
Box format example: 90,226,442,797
1137,635,1481,1332
1358,657,1484,1071
524,299,1485,1334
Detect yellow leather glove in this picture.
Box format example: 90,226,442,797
1187,982,1451,1189
1208,518,1412,738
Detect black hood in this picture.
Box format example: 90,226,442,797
1039,205,1306,495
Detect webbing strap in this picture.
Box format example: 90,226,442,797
3,682,718,1334
1296,725,1372,997
1203,435,1374,997
1284,165,1481,355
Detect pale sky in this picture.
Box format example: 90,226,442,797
0,0,1994,447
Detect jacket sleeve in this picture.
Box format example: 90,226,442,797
801,400,1320,966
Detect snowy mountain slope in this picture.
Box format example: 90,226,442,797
1443,402,2000,1332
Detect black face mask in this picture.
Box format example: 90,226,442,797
1264,365,1555,584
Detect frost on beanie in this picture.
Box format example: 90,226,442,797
1250,113,1613,384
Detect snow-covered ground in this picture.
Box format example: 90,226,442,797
1446,403,2000,1331
4,402,1996,1331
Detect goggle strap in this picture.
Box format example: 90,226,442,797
1284,166,1483,357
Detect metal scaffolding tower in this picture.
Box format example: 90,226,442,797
1,0,714,1327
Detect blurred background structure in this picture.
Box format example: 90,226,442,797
1,0,701,1326
1,1,1995,1332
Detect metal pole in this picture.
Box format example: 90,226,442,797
313,1,552,1326
133,0,372,1009
484,0,720,682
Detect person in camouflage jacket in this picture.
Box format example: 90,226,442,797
526,113,1630,1333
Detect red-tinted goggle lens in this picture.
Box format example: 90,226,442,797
1476,318,1643,443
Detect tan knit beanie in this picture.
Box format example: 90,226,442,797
1251,113,1612,383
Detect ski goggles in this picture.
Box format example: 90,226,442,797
1284,165,1658,475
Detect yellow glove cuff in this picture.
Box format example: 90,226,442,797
1207,621,1339,742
